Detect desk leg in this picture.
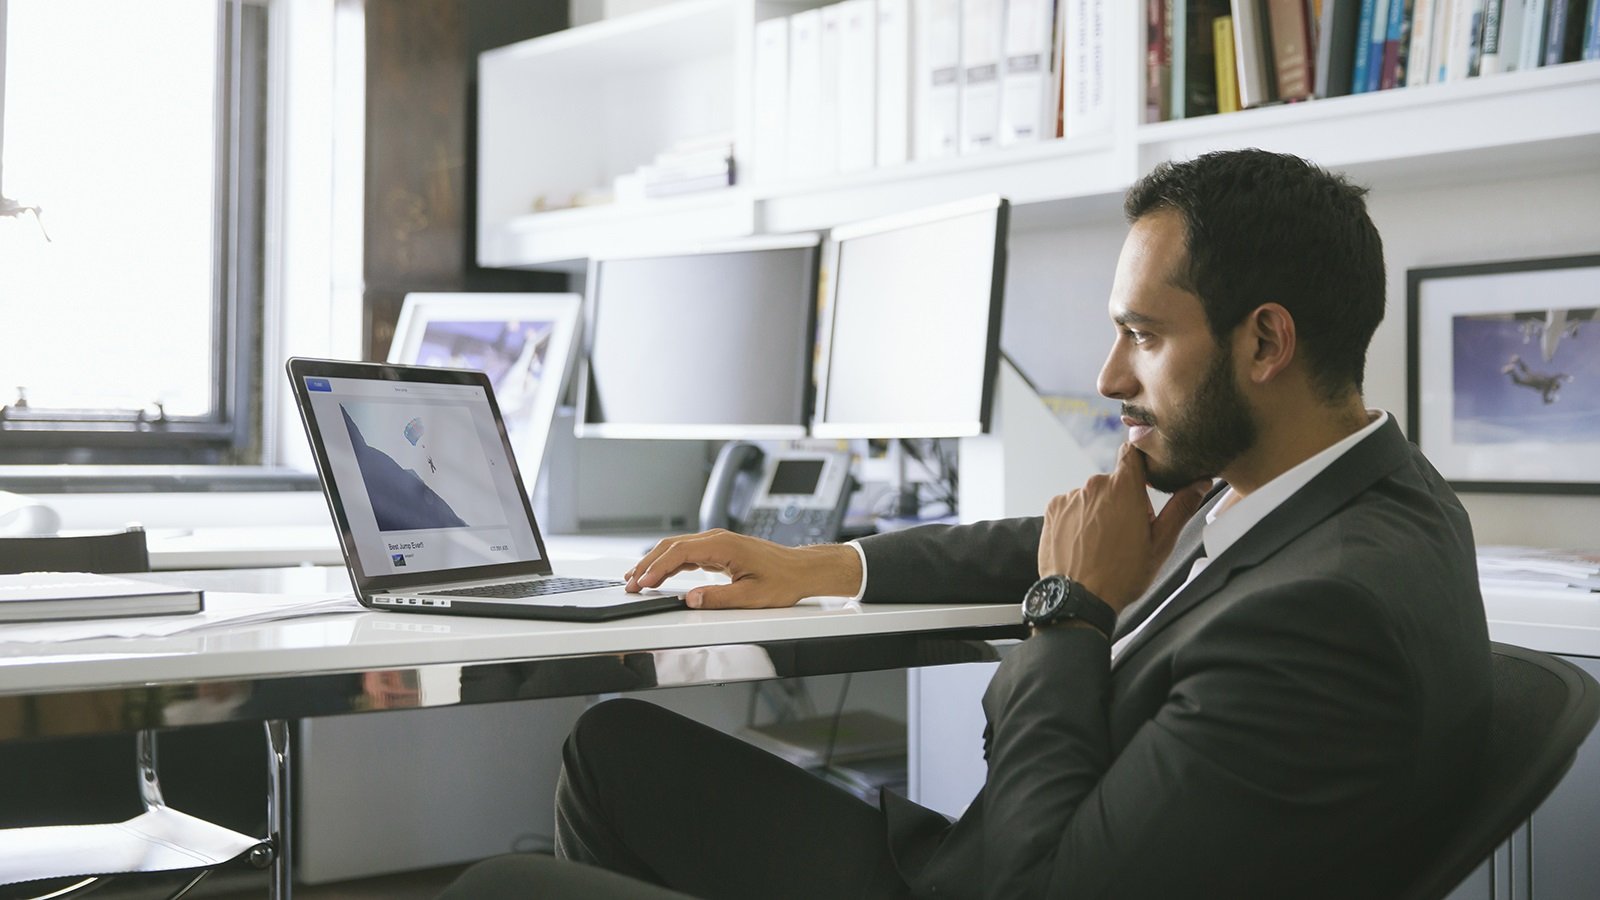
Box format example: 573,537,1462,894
266,719,293,900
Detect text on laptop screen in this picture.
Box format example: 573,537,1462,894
301,375,543,575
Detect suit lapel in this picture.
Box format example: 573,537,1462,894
1110,417,1414,669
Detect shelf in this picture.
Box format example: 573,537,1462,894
478,0,737,83
757,133,1128,233
1138,61,1600,190
480,189,758,270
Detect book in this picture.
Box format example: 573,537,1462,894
960,0,1005,153
876,0,914,166
751,16,790,183
837,0,878,172
1267,0,1317,100
1176,0,1228,118
1546,0,1590,63
1353,0,1378,90
999,0,1060,145
1231,0,1275,107
1215,14,1243,111
1444,0,1486,81
1147,0,1173,122
1477,0,1507,74
0,572,203,622
1064,0,1113,136
1517,0,1550,70
1586,0,1600,58
1405,0,1438,85
1495,0,1527,69
1317,0,1365,95
1378,0,1411,88
914,0,963,160
1365,0,1393,91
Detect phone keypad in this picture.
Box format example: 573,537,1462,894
744,505,835,545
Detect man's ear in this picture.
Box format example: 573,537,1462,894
1239,303,1296,385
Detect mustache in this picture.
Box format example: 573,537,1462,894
1121,404,1156,426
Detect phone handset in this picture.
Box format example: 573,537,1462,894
699,441,767,532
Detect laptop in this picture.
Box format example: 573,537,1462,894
286,357,684,621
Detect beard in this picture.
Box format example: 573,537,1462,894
1125,345,1257,493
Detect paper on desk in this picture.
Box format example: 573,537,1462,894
0,592,365,643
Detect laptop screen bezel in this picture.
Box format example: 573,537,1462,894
286,357,556,597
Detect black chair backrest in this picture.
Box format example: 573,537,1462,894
1400,642,1600,900
0,527,151,575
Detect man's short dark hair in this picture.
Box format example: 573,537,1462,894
1123,149,1386,400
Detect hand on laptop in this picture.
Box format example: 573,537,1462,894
624,530,863,609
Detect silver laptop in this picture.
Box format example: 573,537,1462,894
286,357,683,621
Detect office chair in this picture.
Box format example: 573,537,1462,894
0,527,275,900
1398,642,1600,900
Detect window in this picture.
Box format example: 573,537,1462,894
0,0,267,465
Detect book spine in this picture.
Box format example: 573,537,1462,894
1395,0,1418,83
1431,0,1458,79
1544,0,1570,63
751,17,790,183
837,0,877,172
1148,0,1173,122
1172,0,1190,118
1269,0,1316,98
1064,0,1112,137
818,4,843,174
1478,0,1506,72
1494,0,1524,70
787,10,825,178
960,0,1004,153
1183,0,1227,117
1519,0,1549,68
1233,0,1275,106
1379,0,1407,88
1215,14,1243,110
914,0,963,160
1586,0,1600,59
1366,0,1392,91
1317,0,1362,95
999,0,1059,145
1352,0,1377,90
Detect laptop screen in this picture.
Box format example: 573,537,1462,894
297,368,545,577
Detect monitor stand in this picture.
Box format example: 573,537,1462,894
956,358,1100,523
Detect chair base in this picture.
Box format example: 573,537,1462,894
0,807,262,885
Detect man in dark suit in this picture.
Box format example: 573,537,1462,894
439,149,1490,899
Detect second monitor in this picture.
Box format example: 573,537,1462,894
576,235,822,440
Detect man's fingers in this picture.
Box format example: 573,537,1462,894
1151,480,1211,552
1109,442,1148,493
685,579,764,610
632,534,727,589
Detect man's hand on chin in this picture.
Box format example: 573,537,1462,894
624,529,863,609
1037,443,1210,615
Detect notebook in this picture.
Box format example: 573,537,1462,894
0,572,203,622
286,357,683,621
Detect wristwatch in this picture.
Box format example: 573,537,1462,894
1021,575,1116,639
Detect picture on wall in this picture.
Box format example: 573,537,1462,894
1407,255,1600,494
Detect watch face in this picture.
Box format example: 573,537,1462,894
1024,577,1065,620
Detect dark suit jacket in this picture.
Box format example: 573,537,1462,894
857,417,1491,898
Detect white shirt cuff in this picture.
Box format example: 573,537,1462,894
845,540,869,603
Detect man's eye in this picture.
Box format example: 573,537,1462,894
1122,328,1151,345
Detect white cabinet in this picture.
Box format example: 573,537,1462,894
477,1,1600,269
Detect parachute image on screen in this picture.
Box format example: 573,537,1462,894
340,400,509,533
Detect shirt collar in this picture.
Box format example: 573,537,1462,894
1201,410,1389,560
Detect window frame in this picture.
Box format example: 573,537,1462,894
0,0,268,466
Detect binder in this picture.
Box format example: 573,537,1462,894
752,16,790,183
787,9,825,178
960,0,1005,153
877,0,915,166
819,3,845,176
838,0,879,172
915,0,963,160
1000,0,1059,145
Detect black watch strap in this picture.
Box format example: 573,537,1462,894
1023,575,1116,638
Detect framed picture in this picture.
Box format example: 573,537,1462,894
1407,255,1600,494
388,293,582,481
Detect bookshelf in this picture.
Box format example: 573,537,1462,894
476,2,1600,270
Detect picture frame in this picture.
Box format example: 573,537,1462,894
388,293,582,483
1406,255,1600,495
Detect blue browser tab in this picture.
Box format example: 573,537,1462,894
305,378,332,392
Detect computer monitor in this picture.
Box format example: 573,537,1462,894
811,195,1009,439
576,235,822,440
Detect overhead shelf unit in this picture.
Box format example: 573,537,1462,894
477,0,749,269
478,2,1600,270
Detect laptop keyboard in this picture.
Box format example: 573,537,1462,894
427,577,623,600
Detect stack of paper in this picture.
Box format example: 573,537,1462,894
1478,546,1600,593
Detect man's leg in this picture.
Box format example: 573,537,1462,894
556,697,908,900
